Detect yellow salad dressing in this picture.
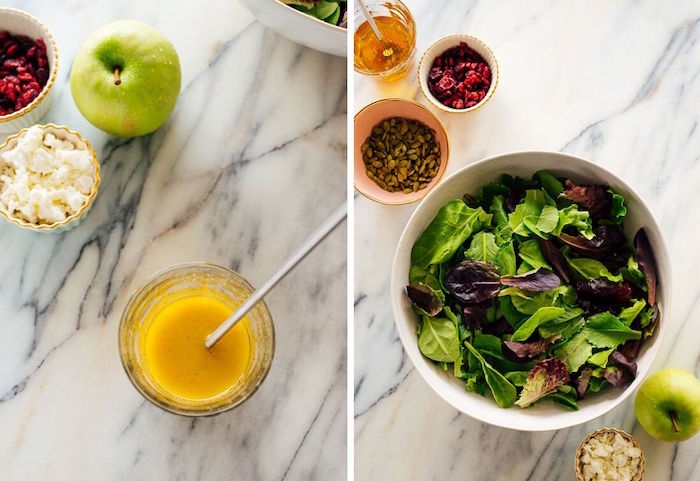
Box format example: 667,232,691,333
144,295,251,400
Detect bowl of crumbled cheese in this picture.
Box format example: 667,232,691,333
575,428,646,481
0,124,99,232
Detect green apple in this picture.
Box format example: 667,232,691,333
635,368,700,442
70,20,181,137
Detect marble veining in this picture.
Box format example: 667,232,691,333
0,1,346,479
355,1,700,480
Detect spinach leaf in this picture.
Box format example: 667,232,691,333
534,170,564,199
618,299,646,326
409,265,444,297
510,285,575,314
553,332,593,372
545,386,579,410
472,332,504,360
511,306,566,341
564,250,623,282
518,239,551,270
583,312,642,348
418,315,461,362
464,341,517,408
495,241,517,275
587,348,614,368
464,232,499,265
411,200,492,268
508,190,547,237
538,316,584,340
406,284,443,316
499,296,526,328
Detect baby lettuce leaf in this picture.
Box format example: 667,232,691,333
553,332,593,372
534,170,565,199
511,306,566,341
418,315,460,362
472,332,504,360
464,341,517,408
502,334,562,363
508,190,549,237
535,205,560,233
462,301,490,329
575,279,633,304
539,239,571,283
609,350,637,378
499,296,526,328
619,256,646,290
538,316,584,340
501,268,561,292
603,367,633,389
490,195,509,226
587,348,614,368
409,265,444,299
552,204,594,239
510,285,575,315
495,241,517,275
559,179,611,220
445,261,501,303
610,191,627,224
518,239,551,270
575,368,593,399
558,225,625,257
504,371,530,387
464,232,500,265
406,284,443,317
564,254,623,283
618,299,646,326
515,358,570,408
411,200,492,268
634,229,657,306
545,385,579,411
583,312,642,348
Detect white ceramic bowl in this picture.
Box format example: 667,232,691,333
238,0,346,57
391,151,671,431
0,124,100,233
0,8,58,133
418,34,498,114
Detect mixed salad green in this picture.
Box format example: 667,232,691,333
281,0,347,27
406,171,659,410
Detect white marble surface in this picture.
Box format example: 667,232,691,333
354,1,700,479
0,1,346,479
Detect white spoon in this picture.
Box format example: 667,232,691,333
205,203,347,349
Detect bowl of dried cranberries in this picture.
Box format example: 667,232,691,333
0,8,58,133
418,34,498,114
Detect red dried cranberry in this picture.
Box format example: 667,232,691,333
426,40,491,110
0,31,49,115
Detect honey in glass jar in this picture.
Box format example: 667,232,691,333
354,0,416,81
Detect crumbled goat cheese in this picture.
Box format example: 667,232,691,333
0,126,95,225
580,431,642,481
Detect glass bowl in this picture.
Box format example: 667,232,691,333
118,262,275,416
353,0,416,81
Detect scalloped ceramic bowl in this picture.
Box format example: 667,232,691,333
391,151,671,431
0,124,100,233
418,34,498,114
238,0,346,57
0,8,58,133
354,98,449,205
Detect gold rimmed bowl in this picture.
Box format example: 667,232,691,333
418,34,498,114
0,8,59,133
0,124,100,233
354,98,450,205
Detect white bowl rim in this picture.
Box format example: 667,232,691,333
390,150,671,431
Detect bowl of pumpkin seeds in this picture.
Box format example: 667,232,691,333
354,98,449,204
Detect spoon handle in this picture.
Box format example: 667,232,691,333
358,0,384,42
205,203,347,349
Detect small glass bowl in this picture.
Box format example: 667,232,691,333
353,0,416,81
118,262,275,416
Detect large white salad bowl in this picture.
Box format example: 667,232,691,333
390,151,671,431
239,0,346,57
